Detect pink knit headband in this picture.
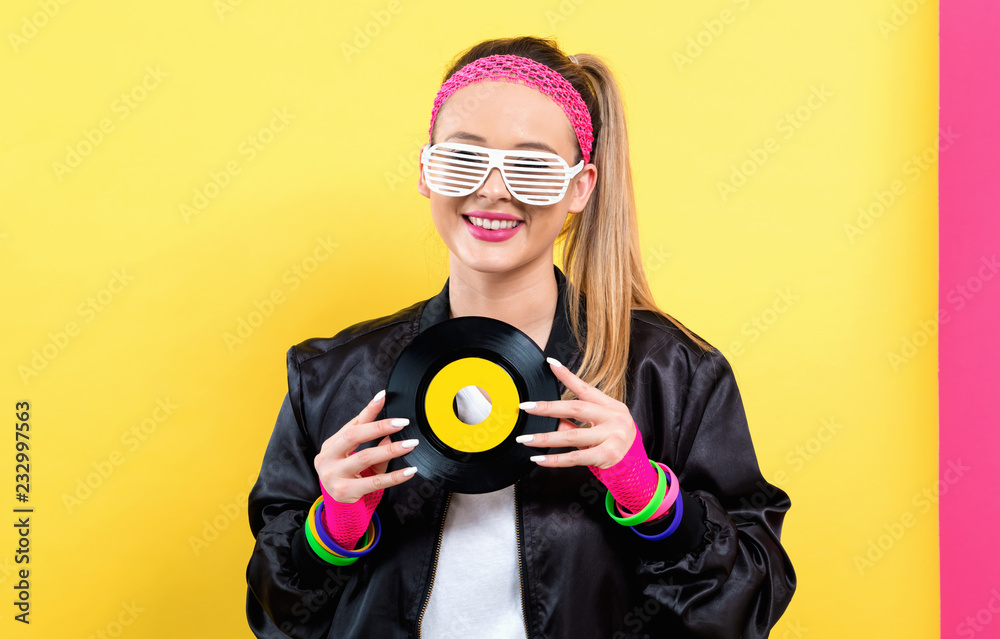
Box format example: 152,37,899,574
428,54,594,164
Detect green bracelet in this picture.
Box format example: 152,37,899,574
303,518,359,566
604,459,668,526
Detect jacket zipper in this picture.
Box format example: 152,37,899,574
514,482,530,638
417,491,452,638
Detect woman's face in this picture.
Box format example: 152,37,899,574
418,81,597,278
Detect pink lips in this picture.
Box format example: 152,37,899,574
463,211,523,242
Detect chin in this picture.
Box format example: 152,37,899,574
455,254,521,275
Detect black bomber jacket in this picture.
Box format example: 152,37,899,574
246,266,796,638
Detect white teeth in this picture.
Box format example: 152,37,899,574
468,216,521,230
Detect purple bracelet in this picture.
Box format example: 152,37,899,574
314,499,382,558
630,492,684,541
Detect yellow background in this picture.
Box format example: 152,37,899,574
0,0,938,636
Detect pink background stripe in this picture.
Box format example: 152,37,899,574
940,1,1000,636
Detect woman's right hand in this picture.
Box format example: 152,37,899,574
313,390,420,504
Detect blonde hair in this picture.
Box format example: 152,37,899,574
437,37,712,402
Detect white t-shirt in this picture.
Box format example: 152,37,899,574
419,387,526,638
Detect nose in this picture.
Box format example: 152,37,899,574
476,166,511,202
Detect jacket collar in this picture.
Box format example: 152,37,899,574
418,265,582,367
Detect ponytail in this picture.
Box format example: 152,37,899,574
439,37,712,403
559,53,711,402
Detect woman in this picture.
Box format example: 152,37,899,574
247,36,795,639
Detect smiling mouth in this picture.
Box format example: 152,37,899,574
463,215,523,230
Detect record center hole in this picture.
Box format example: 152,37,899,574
453,385,492,425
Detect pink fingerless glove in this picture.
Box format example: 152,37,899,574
319,467,383,551
588,422,667,521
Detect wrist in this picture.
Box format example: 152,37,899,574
589,421,660,513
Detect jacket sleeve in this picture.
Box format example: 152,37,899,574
245,393,360,639
632,347,796,638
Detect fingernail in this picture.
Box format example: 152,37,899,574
401,439,419,449
530,455,546,463
391,418,409,428
403,467,418,477
519,401,537,410
546,357,563,368
372,390,386,402
515,435,534,443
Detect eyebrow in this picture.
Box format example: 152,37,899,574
444,131,560,155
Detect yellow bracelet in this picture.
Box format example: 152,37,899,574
307,496,376,556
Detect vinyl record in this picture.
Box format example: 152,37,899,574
385,316,559,494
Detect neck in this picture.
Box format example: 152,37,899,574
447,258,558,350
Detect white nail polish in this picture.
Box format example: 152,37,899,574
515,435,534,443
401,439,419,449
546,357,563,368
403,467,418,476
519,401,537,410
372,390,386,402
391,418,409,427
529,455,546,463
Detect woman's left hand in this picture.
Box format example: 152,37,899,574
516,357,637,469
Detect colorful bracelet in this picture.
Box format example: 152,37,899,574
604,459,667,527
314,498,381,558
631,492,685,541
306,498,372,556
303,518,359,566
615,462,680,523
302,497,382,565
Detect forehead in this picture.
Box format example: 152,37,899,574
434,81,576,154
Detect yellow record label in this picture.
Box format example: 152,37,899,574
424,357,520,453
